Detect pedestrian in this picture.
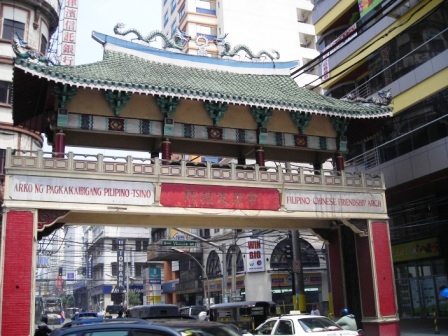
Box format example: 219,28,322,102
34,316,52,336
116,310,124,318
310,303,321,315
336,308,358,331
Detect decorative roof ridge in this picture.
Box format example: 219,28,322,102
93,31,298,76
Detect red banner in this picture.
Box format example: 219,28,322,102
160,184,280,210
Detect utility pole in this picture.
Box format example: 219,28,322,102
174,228,228,303
292,230,306,312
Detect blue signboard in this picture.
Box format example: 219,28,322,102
116,238,126,289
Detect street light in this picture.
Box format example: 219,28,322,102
171,248,209,307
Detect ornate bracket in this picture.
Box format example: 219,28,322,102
104,90,132,117
205,101,228,126
341,219,368,237
291,112,312,134
250,106,272,127
54,84,77,109
38,209,69,240
331,117,350,136
156,96,181,119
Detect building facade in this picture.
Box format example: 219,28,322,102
161,0,319,87
149,228,329,314
310,0,448,320
74,226,151,311
0,0,58,153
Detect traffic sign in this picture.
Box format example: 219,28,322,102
162,240,196,247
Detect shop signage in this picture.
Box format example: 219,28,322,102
61,0,78,65
9,175,154,206
392,237,439,262
246,238,265,273
116,238,126,289
285,190,385,214
160,183,280,210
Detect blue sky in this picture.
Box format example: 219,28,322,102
74,0,162,65
45,1,162,153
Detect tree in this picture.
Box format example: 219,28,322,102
61,294,74,308
128,290,141,307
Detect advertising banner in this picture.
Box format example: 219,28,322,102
358,0,382,17
245,238,265,272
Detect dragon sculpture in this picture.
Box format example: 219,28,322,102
12,33,54,65
113,23,190,50
214,34,280,61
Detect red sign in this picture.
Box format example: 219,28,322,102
160,184,280,210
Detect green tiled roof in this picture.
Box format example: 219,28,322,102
14,50,392,118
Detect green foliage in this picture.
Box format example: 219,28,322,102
61,294,75,308
128,291,141,307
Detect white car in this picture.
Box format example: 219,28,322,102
253,313,363,336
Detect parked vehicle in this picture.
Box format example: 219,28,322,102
253,312,364,336
128,304,180,318
209,301,279,331
105,304,125,319
144,318,243,336
50,318,184,336
72,311,98,320
179,305,207,319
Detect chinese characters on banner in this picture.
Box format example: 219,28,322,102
62,0,78,65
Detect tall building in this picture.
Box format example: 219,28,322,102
75,226,151,311
161,0,319,87
0,0,59,219
309,0,448,320
0,0,59,150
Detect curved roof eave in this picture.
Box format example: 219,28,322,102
14,63,393,119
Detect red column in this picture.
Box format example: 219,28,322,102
255,146,265,167
335,152,344,171
328,229,345,314
1,210,36,335
161,138,171,165
356,221,399,335
53,131,66,158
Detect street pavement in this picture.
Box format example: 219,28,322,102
399,318,448,335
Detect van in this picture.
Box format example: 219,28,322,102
105,304,125,319
179,306,207,319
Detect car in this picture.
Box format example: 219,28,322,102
253,312,364,336
72,311,98,320
50,318,184,336
143,318,246,336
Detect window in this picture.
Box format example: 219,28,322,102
206,250,221,278
2,19,25,40
171,23,177,38
274,320,293,335
179,5,186,20
0,81,12,104
135,239,148,251
171,0,177,14
163,12,169,28
40,34,47,55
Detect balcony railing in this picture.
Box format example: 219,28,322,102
4,148,384,190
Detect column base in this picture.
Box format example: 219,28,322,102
363,320,400,336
